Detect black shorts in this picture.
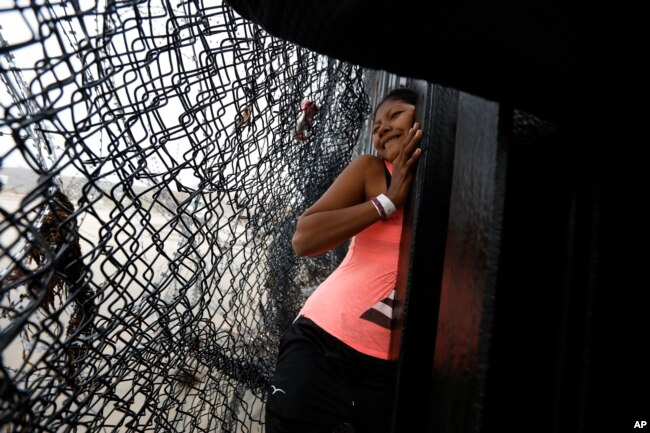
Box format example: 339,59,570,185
265,316,396,433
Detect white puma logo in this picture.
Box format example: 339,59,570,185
271,385,286,395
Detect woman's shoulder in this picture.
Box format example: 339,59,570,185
345,155,386,197
347,154,385,172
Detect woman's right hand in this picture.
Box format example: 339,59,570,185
385,122,423,207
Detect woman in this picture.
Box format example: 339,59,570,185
266,88,423,433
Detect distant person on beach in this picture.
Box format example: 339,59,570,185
266,88,423,433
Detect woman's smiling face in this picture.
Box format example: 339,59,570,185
372,98,416,162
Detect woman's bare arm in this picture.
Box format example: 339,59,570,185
291,155,382,257
292,124,423,257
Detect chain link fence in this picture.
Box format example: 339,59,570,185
0,1,371,431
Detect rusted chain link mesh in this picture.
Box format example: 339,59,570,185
0,1,371,431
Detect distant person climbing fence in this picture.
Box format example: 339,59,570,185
0,1,371,431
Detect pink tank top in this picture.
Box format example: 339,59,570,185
299,161,403,359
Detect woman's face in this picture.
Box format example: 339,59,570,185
372,98,416,161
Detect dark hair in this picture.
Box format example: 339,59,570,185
373,87,417,119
